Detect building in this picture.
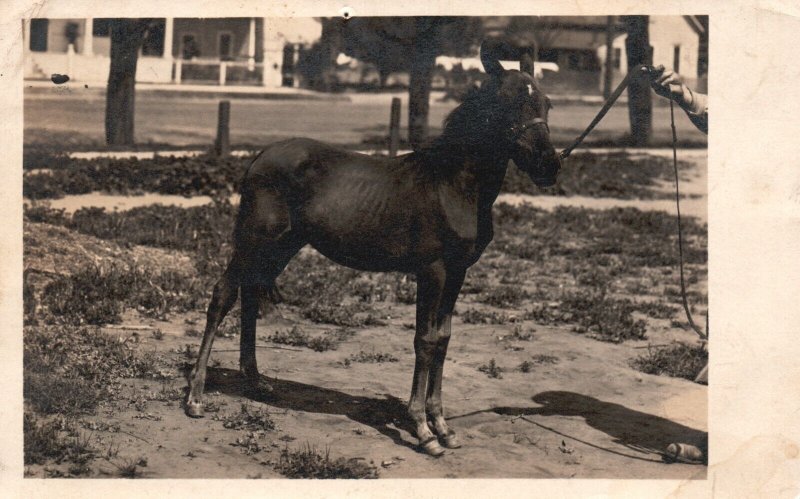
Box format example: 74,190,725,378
598,16,708,93
483,16,707,95
23,17,322,87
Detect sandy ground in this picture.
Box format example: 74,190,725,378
24,152,708,479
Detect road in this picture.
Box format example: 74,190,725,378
24,89,708,148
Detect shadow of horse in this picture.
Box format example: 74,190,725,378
200,368,419,452
454,390,707,461
198,370,706,462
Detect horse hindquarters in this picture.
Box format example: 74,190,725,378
186,183,302,417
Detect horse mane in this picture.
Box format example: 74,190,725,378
433,84,503,151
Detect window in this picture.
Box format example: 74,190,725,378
565,50,600,72
29,19,48,52
181,34,200,60
218,32,233,60
538,48,558,63
673,45,681,73
613,48,621,69
92,18,111,37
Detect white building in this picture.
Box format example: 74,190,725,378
598,16,707,93
23,17,322,87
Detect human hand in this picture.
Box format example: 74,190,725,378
648,65,686,101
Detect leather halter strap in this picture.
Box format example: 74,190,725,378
508,117,549,139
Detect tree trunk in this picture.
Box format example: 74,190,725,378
622,15,652,147
316,18,343,92
408,18,440,150
105,20,150,146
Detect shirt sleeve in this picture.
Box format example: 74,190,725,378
684,90,708,134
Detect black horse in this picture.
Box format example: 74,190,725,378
186,41,562,457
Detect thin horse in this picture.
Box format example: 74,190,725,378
186,41,562,457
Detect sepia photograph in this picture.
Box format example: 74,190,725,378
19,12,712,481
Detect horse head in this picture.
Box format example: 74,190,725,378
481,40,561,187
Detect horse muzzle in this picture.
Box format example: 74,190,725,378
529,152,561,188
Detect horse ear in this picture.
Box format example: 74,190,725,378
480,40,504,76
520,49,535,76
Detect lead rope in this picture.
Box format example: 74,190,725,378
669,98,708,340
558,65,707,340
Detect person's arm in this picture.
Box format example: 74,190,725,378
649,66,708,134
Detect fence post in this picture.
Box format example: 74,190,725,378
175,60,182,84
219,62,227,86
215,100,231,157
388,97,401,158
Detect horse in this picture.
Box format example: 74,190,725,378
185,40,562,457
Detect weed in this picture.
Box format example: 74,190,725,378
40,264,207,325
501,152,693,200
518,361,534,373
480,285,531,309
530,354,560,365
268,326,310,347
185,328,201,338
526,290,647,343
276,443,378,479
478,359,504,379
151,328,164,340
460,308,509,325
24,412,96,466
216,403,276,432
114,457,147,478
308,336,338,352
633,301,678,319
630,342,707,381
347,351,399,364
24,326,165,414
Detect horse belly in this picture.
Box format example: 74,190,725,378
301,190,437,272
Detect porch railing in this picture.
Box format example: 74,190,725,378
174,59,271,86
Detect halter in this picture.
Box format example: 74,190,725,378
508,117,550,141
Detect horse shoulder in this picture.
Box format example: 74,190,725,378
436,177,480,243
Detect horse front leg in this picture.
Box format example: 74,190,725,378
426,267,465,449
409,260,447,456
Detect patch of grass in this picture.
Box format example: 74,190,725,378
501,152,694,200
24,326,167,415
478,358,504,379
23,153,253,200
301,303,386,328
630,342,707,381
113,457,148,478
216,403,276,432
526,290,647,343
39,263,206,325
267,326,350,352
460,308,510,325
268,326,311,347
276,444,378,479
493,204,707,271
530,354,559,365
633,300,678,319
346,351,399,364
479,285,531,309
24,412,96,466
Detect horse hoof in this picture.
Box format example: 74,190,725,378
442,432,461,449
185,402,205,418
421,438,446,457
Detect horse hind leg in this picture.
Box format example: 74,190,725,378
236,185,302,392
186,258,241,417
239,235,303,391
